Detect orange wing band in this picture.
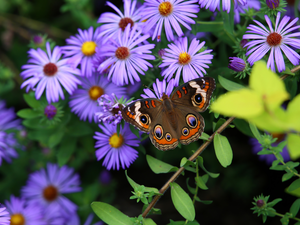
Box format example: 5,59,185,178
180,121,201,140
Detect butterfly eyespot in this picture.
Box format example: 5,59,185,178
154,125,163,140
140,114,148,124
186,114,197,128
194,94,203,104
182,128,189,136
165,133,172,142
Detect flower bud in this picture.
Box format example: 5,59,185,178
266,0,280,9
228,57,246,72
256,199,265,208
44,105,57,119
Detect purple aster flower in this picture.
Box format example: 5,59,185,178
69,73,127,123
250,133,290,165
99,170,112,185
97,24,155,86
160,37,213,86
228,57,246,72
5,196,43,225
141,0,199,41
21,42,81,103
83,214,103,225
97,0,144,42
141,78,176,99
95,94,124,125
21,163,81,216
94,123,140,170
243,12,300,72
62,27,102,77
266,0,279,9
0,101,22,165
199,0,246,13
234,0,261,24
0,205,10,225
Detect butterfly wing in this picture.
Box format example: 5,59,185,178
122,98,163,133
170,77,215,112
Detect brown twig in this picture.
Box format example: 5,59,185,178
142,64,300,218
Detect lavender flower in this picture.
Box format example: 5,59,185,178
243,12,300,72
141,0,199,41
97,0,144,42
95,94,124,125
199,0,246,13
228,57,246,72
21,163,81,216
62,27,102,77
94,123,139,170
160,37,213,86
97,24,155,86
141,78,176,99
21,42,81,103
234,0,261,24
5,196,43,225
69,73,127,123
0,101,22,165
0,205,10,225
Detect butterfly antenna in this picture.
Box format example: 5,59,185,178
142,84,155,92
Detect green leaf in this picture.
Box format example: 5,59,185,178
186,178,196,195
282,172,294,182
170,182,195,221
268,198,282,207
17,109,40,119
195,176,208,190
197,156,219,178
48,129,65,148
287,94,300,132
213,134,233,167
199,132,209,140
288,179,300,192
287,133,300,160
143,218,157,225
196,21,223,32
125,171,159,194
280,213,290,225
146,155,178,174
290,199,300,218
57,136,76,166
249,123,262,142
211,88,263,118
213,118,227,132
67,121,93,137
220,4,234,35
233,119,254,137
91,202,133,225
130,124,140,138
23,93,40,108
218,75,244,91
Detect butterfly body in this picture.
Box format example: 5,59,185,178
122,77,215,151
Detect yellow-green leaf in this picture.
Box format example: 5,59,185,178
249,61,289,109
211,89,263,118
287,133,300,160
213,133,233,167
287,94,300,132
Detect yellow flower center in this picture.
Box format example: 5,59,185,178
81,41,97,56
109,133,124,148
178,52,191,65
43,185,58,202
89,86,104,101
10,213,25,225
158,1,173,16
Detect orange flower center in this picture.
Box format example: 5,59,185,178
89,86,104,101
43,63,58,76
10,214,25,225
43,185,58,202
266,32,282,46
158,1,173,17
115,47,130,60
119,17,134,31
178,52,191,65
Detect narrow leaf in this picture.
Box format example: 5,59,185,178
290,199,300,218
143,218,157,225
146,155,178,174
218,75,244,91
213,134,233,167
198,156,219,178
91,202,133,225
282,172,294,182
195,176,208,190
17,109,40,119
249,123,262,142
23,94,40,108
288,179,300,192
57,137,76,166
170,182,195,221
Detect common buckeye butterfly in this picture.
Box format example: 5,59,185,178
122,77,215,151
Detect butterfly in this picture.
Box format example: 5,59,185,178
121,77,216,151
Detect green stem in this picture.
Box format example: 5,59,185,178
272,150,300,178
196,21,223,25
275,212,300,222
